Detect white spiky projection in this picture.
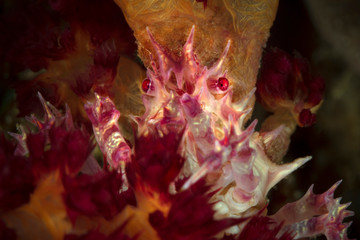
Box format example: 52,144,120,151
84,26,353,239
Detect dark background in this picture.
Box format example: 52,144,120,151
258,1,360,239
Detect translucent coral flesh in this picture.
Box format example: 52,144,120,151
0,1,354,240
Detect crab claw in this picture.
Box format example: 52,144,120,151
84,93,131,171
271,181,353,240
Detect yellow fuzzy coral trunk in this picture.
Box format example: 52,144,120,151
115,0,278,103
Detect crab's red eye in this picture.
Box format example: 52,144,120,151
217,77,229,91
142,78,151,92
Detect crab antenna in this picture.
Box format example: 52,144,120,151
183,25,195,59
209,40,231,75
146,27,173,83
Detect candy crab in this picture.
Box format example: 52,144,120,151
84,26,353,239
0,0,355,239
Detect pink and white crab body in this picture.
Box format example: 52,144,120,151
85,26,353,239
